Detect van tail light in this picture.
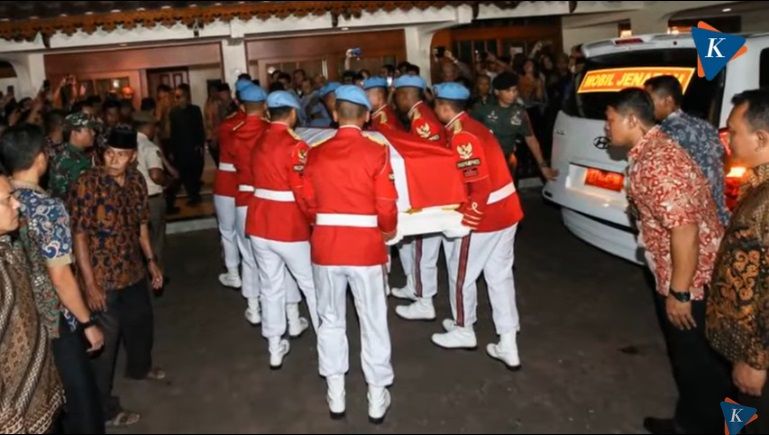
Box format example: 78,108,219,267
721,126,746,210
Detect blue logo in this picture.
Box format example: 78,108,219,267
692,21,747,81
721,398,758,435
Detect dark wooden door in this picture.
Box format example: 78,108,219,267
147,67,190,98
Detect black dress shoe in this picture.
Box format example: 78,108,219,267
166,206,181,215
186,197,202,206
643,417,678,434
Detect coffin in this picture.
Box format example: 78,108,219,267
297,128,470,245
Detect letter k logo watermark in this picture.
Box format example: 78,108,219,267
692,21,747,81
721,398,758,435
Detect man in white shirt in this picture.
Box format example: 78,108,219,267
134,111,178,270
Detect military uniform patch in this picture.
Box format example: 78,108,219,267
416,122,432,139
297,149,308,163
457,158,481,169
457,143,473,160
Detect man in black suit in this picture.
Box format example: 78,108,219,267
168,83,206,207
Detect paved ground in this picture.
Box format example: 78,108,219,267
111,190,674,434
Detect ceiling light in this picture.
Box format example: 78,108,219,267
722,7,732,12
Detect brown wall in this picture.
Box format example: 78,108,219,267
44,42,223,107
246,29,406,85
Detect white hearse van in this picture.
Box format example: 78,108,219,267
543,32,769,264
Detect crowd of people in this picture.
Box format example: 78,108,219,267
1,37,769,435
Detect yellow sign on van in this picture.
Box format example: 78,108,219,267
577,67,695,93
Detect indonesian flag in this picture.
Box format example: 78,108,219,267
376,128,467,211
298,127,471,242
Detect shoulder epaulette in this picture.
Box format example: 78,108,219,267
309,135,333,148
287,128,302,141
362,131,389,147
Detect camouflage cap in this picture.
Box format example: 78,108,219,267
64,112,99,130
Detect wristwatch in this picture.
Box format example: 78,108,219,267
81,317,97,330
669,287,692,303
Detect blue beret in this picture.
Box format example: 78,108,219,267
267,91,301,110
363,76,388,90
434,82,471,101
319,82,341,98
239,84,267,103
335,85,372,111
235,78,253,93
394,75,426,90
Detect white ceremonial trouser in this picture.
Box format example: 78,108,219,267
214,195,240,270
411,234,455,299
236,206,260,300
447,224,520,334
251,237,319,338
314,264,394,388
396,238,415,292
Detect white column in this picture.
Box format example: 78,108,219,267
220,38,248,87
1,52,46,98
404,27,434,85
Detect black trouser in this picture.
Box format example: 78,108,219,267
737,385,769,434
148,195,166,269
653,294,734,433
168,146,204,204
91,280,154,420
52,315,105,434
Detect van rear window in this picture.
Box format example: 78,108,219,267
563,49,725,123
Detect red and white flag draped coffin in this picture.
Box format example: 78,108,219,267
297,128,471,245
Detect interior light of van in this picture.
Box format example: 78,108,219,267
578,67,695,94
584,168,625,192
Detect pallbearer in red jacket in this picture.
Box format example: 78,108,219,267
392,75,446,306
232,84,269,325
394,75,445,143
431,82,526,371
363,76,404,132
301,85,397,424
213,77,250,289
246,91,319,369
390,74,450,321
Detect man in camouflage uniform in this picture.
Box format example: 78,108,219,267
472,72,557,181
48,113,96,200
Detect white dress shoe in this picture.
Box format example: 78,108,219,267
390,286,417,301
288,317,309,338
442,318,457,332
486,332,521,371
431,326,477,350
269,338,290,370
395,298,436,321
327,376,346,419
245,307,261,326
287,304,309,338
367,386,391,425
218,273,242,289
